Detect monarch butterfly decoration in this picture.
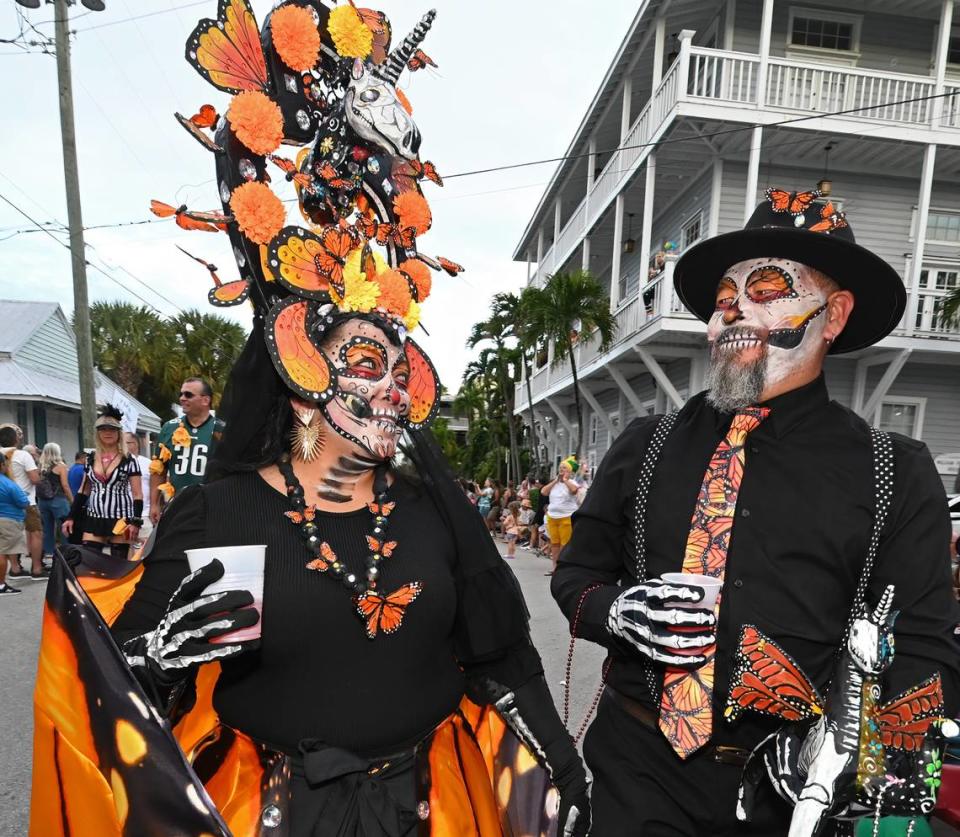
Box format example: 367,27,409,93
176,245,250,307
284,505,317,525
809,200,849,234
726,624,944,747
355,582,423,639
269,154,319,194
185,0,267,94
406,47,437,72
150,200,231,233
174,105,224,153
365,536,398,558
306,541,338,572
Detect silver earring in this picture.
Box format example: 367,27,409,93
291,408,323,462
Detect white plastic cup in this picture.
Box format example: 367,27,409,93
185,545,266,644
660,572,723,610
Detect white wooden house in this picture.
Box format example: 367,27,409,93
514,0,960,491
0,300,160,453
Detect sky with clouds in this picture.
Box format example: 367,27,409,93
0,0,637,395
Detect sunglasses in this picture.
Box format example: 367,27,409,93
179,391,197,399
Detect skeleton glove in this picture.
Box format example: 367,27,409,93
607,580,716,667
122,559,260,711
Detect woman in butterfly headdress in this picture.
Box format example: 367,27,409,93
30,3,589,837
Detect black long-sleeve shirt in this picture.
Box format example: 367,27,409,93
551,375,960,751
113,470,541,757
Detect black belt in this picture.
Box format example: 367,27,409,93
603,686,750,767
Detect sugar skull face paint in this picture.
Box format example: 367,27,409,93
705,258,831,411
320,319,411,460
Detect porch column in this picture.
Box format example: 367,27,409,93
743,126,763,223
621,76,633,142
526,251,532,283
639,152,658,301
609,195,625,311
756,0,774,109
554,198,563,245
933,0,954,125
908,144,938,335
536,229,544,266
652,13,666,88
723,0,737,51
586,135,597,219
708,157,723,237
582,236,591,271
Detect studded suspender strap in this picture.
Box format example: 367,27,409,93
630,410,680,696
839,427,896,649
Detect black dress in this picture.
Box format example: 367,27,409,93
112,469,542,834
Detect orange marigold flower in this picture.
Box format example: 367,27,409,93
158,482,175,501
399,259,431,302
157,443,172,462
171,426,192,448
375,270,412,316
271,4,321,71
230,181,286,245
148,458,165,476
393,191,432,235
395,88,413,115
227,90,283,156
328,5,372,58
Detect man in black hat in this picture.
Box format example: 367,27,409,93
551,188,960,835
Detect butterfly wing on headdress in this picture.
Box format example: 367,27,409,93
209,280,250,307
876,674,944,752
725,625,823,723
265,297,336,402
403,338,440,430
186,0,267,94
265,227,338,300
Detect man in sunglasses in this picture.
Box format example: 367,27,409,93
149,378,225,524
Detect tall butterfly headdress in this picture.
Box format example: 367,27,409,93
155,0,458,428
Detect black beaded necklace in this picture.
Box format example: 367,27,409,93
277,453,394,596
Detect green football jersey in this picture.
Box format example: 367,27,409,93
156,414,225,493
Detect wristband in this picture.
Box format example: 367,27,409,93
133,499,143,518
125,518,144,528
67,492,88,521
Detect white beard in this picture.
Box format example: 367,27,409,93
705,345,767,412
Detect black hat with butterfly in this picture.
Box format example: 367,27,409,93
673,187,906,354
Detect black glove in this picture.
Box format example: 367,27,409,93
470,673,590,836
121,559,260,712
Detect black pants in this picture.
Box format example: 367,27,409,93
583,693,798,836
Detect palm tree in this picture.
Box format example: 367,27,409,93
493,291,540,473
163,310,246,407
939,286,960,328
88,302,167,395
523,270,617,458
467,309,522,482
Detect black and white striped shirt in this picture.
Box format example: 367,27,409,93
85,453,141,521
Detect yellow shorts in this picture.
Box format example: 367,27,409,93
545,514,573,547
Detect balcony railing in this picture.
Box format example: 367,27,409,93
527,43,960,290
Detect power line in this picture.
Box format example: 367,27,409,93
0,190,248,355
71,1,209,33
443,89,960,179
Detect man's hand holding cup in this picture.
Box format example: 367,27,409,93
606,574,720,667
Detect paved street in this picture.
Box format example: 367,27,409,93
1,547,955,836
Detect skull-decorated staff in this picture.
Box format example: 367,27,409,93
30,3,589,836
551,187,960,836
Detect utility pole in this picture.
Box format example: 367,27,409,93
53,0,98,446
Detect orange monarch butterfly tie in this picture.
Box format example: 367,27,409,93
658,406,770,759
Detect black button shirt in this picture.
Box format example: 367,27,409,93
551,376,960,750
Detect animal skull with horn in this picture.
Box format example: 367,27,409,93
345,9,436,160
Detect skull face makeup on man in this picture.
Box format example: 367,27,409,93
317,318,411,460
705,258,833,411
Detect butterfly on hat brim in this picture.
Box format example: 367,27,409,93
265,296,338,403
403,338,441,430
266,225,361,300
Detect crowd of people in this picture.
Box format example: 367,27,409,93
0,376,219,598
460,458,593,572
